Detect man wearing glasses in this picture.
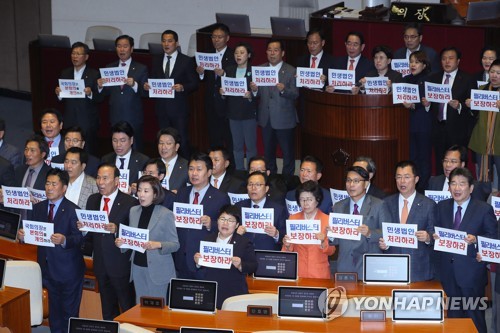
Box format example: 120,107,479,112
331,166,391,278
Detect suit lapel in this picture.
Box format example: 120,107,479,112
360,195,372,216
389,196,400,223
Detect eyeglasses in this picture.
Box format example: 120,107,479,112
345,42,360,47
299,197,315,203
449,181,470,188
403,35,419,40
247,183,265,188
211,35,226,40
395,175,414,181
65,138,82,144
345,178,365,184
218,217,237,224
442,159,460,165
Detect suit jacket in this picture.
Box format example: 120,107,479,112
286,186,333,214
58,66,102,130
101,151,149,185
30,197,85,283
235,198,288,250
77,174,98,209
85,190,138,277
256,62,299,130
128,204,179,285
14,163,52,190
198,232,257,309
332,194,392,278
367,183,387,200
167,156,189,191
296,52,336,80
174,185,230,275
382,193,436,281
100,59,148,126
427,174,491,202
333,55,375,82
0,142,22,168
0,156,14,186
150,52,198,116
214,172,243,194
224,64,257,120
435,198,497,288
393,44,440,74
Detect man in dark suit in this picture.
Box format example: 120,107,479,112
296,29,335,81
380,161,436,282
81,163,138,320
428,145,491,202
97,35,148,151
332,31,375,82
55,42,101,154
40,108,66,162
141,158,176,210
427,47,474,175
208,147,243,194
250,39,299,176
196,23,236,154
156,127,189,192
14,135,51,191
0,118,22,168
235,172,287,250
393,23,440,74
237,156,287,202
0,156,14,187
174,152,230,279
101,121,149,187
18,169,84,333
434,167,497,333
353,156,387,199
144,30,198,158
285,155,332,214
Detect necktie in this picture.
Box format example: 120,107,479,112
438,74,451,121
453,206,462,230
165,56,171,79
253,204,259,209
311,56,317,68
348,59,355,71
48,141,54,148
213,178,218,189
353,203,359,215
119,158,125,169
401,199,409,224
48,203,55,223
193,192,200,205
103,197,110,215
121,62,126,90
165,163,170,178
24,168,35,187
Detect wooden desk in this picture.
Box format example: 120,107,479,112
0,287,30,333
115,305,477,333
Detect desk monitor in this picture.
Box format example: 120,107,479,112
0,258,5,291
0,209,20,242
277,286,327,320
363,254,410,284
392,289,444,323
253,250,298,281
68,318,119,333
180,327,234,333
466,0,500,22
169,278,217,314
38,34,71,48
93,39,116,52
270,17,307,38
215,13,251,34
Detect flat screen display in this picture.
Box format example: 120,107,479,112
253,250,298,281
169,278,217,314
277,286,327,320
392,290,444,322
363,254,410,284
0,209,20,242
68,318,119,333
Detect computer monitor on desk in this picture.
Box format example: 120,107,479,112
215,13,251,34
270,17,307,38
169,278,218,314
0,209,21,242
466,0,500,23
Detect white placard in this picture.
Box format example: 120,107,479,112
424,81,452,103
28,187,47,202
195,52,222,71
173,202,203,229
241,207,274,234
221,77,247,97
392,83,420,104
99,67,127,87
330,189,349,205
22,220,54,247
118,224,149,253
50,162,64,170
286,220,321,245
327,212,362,241
75,209,110,233
198,241,233,269
382,222,418,249
148,79,175,98
252,66,279,86
477,80,488,88
118,169,129,193
425,190,452,203
470,89,499,112
477,236,500,264
285,199,302,215
228,192,249,205
328,69,356,90
364,77,388,95
48,147,60,160
58,79,86,98
491,196,500,220
1,186,32,210
296,67,323,89
391,59,411,77
433,226,467,256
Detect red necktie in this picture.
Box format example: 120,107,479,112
348,59,355,71
103,197,110,215
311,56,317,68
193,192,200,205
48,141,54,148
48,203,55,223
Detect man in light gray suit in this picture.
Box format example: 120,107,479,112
331,166,391,279
250,39,299,176
380,161,435,282
63,147,98,208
